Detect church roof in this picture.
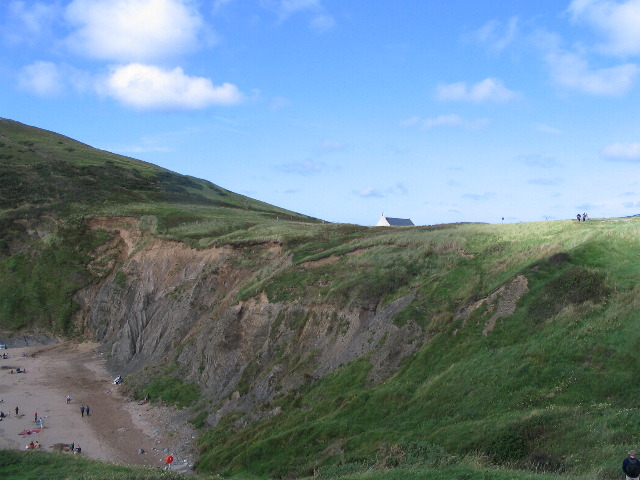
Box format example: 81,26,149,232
385,217,414,226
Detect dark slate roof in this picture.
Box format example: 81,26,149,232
386,217,414,226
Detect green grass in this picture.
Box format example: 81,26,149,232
0,450,224,480
0,218,112,332
140,376,201,408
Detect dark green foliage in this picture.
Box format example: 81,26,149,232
527,261,610,323
114,270,127,288
140,376,200,408
237,360,261,395
261,247,425,307
0,220,111,332
189,410,209,429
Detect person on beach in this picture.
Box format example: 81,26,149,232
34,412,38,422
66,395,71,404
85,405,90,416
80,405,85,417
15,406,18,416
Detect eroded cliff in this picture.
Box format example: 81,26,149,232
75,218,427,425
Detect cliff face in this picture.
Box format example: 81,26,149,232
75,219,424,424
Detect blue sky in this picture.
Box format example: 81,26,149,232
2,0,640,226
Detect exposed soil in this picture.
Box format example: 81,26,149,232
0,342,197,473
453,274,529,335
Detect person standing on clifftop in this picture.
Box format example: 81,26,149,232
623,450,640,479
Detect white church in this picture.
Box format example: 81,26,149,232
375,213,415,227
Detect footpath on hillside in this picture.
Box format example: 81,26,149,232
0,342,196,473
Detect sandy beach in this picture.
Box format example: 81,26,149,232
0,342,197,473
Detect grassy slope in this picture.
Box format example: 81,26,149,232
0,118,316,332
0,117,315,226
194,219,640,480
1,119,638,479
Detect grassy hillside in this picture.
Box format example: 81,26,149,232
0,118,317,332
189,218,640,479
1,119,639,480
0,118,314,219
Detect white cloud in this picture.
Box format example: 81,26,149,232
527,177,562,186
568,0,640,56
4,1,61,45
354,184,408,199
64,0,205,62
212,0,236,14
100,63,244,110
475,16,519,52
535,123,563,135
18,61,97,97
421,114,489,130
602,142,640,160
463,192,496,201
423,114,465,129
278,159,325,175
436,78,518,103
18,61,65,96
355,187,384,198
275,0,322,17
269,96,291,110
263,0,335,32
546,51,639,95
310,13,335,33
518,154,561,168
399,116,420,127
318,140,346,153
